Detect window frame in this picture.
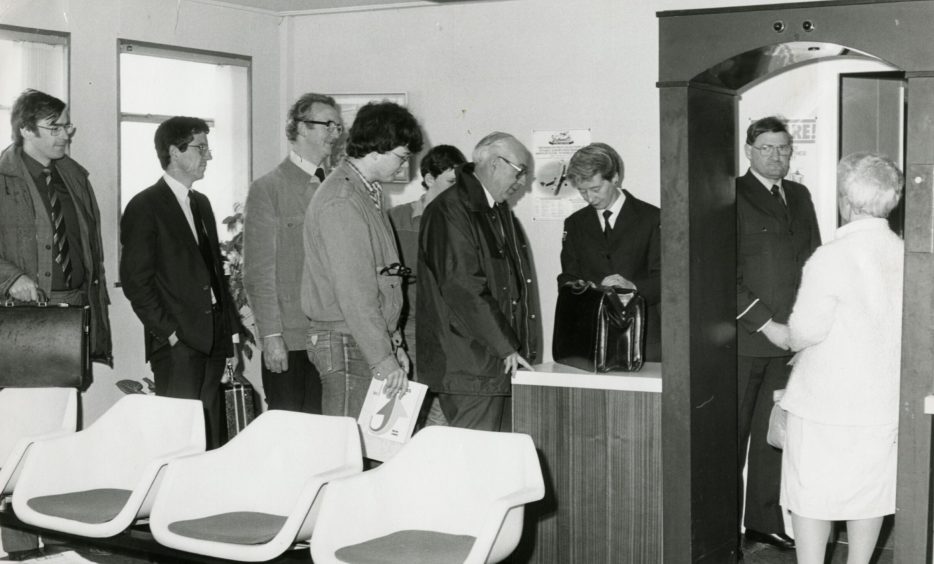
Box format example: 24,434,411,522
115,38,252,232
0,24,70,139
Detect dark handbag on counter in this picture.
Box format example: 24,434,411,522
552,281,645,372
224,363,256,439
0,300,90,388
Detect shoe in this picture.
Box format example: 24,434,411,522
744,529,795,551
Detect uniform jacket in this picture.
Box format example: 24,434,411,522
0,145,112,363
243,157,324,350
782,218,903,426
417,164,541,395
301,160,403,377
736,170,821,357
558,190,661,361
120,178,237,360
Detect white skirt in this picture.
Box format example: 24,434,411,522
780,412,897,521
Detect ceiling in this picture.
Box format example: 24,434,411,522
211,0,474,15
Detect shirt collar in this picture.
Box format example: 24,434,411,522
597,188,626,219
750,168,783,191
473,173,497,208
344,158,384,209
163,172,192,201
289,149,323,178
20,149,50,180
836,216,890,238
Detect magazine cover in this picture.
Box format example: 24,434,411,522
357,379,427,461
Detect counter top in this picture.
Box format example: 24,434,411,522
512,362,662,393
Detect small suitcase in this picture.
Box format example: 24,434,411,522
0,300,90,388
552,281,645,372
223,364,256,439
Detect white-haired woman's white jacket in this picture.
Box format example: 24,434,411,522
781,217,903,427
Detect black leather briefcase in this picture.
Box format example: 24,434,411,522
0,301,90,388
552,282,645,372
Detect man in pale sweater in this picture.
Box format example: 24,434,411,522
302,101,423,418
243,93,342,413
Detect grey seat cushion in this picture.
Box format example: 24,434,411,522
27,488,132,524
334,530,477,564
168,511,288,545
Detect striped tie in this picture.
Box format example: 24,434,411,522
43,167,73,288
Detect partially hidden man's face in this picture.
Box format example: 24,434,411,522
574,172,620,211
425,168,457,191
745,130,792,182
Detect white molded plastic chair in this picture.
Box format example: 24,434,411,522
12,395,205,538
149,411,362,562
0,388,78,498
310,426,545,564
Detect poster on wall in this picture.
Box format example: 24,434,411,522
784,117,817,186
331,92,410,183
530,128,591,221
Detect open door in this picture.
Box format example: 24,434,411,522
840,71,907,234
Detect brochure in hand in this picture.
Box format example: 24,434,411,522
357,379,427,461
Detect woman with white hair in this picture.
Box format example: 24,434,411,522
764,152,904,563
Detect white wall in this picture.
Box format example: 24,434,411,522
0,0,281,423
284,0,827,362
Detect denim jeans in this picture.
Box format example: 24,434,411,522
306,330,371,418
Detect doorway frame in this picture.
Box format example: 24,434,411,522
658,2,934,562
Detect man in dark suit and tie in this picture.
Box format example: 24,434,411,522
736,116,821,551
558,142,661,361
120,116,239,449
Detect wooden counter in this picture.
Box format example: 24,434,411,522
511,362,663,564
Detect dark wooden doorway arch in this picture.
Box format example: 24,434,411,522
658,2,934,562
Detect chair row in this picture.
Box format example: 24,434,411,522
0,392,545,563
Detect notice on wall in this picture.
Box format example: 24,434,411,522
530,129,591,221
785,117,817,186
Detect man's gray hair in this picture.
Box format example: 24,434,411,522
837,152,903,218
472,131,517,162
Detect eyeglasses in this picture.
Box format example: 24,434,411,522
36,123,75,137
390,151,411,165
750,144,793,157
379,263,412,277
498,156,528,180
301,119,343,134
187,144,212,156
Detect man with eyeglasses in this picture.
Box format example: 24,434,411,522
121,116,240,449
302,101,423,425
736,116,821,552
0,88,113,554
417,132,541,432
242,93,342,414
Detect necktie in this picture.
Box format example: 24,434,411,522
188,193,223,304
314,167,326,182
44,167,73,288
603,210,613,237
770,185,786,207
